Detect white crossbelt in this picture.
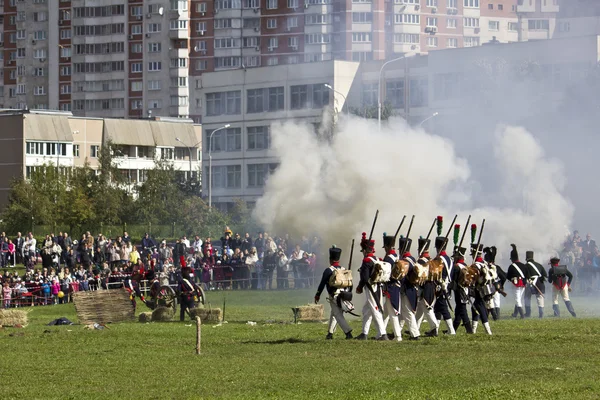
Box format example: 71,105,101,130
511,263,525,279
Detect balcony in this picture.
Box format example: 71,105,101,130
516,1,535,13
169,29,189,39
541,3,559,13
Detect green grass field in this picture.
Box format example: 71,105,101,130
1,289,600,400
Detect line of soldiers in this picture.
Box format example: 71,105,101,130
315,223,577,340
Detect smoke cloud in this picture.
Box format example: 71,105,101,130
254,117,573,266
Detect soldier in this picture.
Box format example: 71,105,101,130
381,233,402,341
355,234,388,340
548,257,576,317
524,251,547,318
415,238,439,337
483,246,506,320
314,245,353,340
432,236,455,335
123,272,146,309
470,244,492,335
506,244,529,319
178,264,199,321
451,246,473,334
399,236,420,340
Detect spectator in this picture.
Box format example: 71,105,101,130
241,233,253,254
15,232,24,265
181,235,190,248
2,282,11,308
23,232,37,269
276,248,290,289
94,246,106,268
246,247,259,290
158,241,172,272
41,279,51,305
192,236,203,254
231,233,242,252
122,231,131,244
51,278,60,305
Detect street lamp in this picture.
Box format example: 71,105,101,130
417,112,439,127
378,54,415,132
324,84,349,116
176,137,202,181
208,124,231,209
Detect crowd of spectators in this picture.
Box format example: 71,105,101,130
0,227,322,308
560,230,600,292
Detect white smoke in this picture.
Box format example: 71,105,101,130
254,117,573,266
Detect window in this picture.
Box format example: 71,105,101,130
243,0,259,8
248,164,268,187
305,14,330,25
464,36,480,47
268,87,284,111
528,20,549,30
247,89,265,113
352,33,372,42
427,0,437,6
434,73,461,101
197,2,207,12
196,60,208,70
268,37,278,49
395,14,420,24
247,126,270,150
148,100,162,109
305,33,330,44
447,0,457,7
290,84,329,110
464,18,479,28
558,21,570,32
147,23,161,33
170,0,188,10
131,6,143,16
172,77,187,87
463,0,479,7
288,0,298,8
267,0,277,8
267,18,277,29
60,84,71,94
394,33,419,44
243,18,260,28
385,81,404,109
488,3,493,9
131,25,142,35
91,145,99,158
60,66,71,76
196,22,207,32
131,63,142,73
409,78,428,107
33,31,47,40
17,12,26,22
131,81,143,91
26,142,44,155
60,29,71,39
288,37,298,48
169,20,188,30
287,16,298,29
215,38,241,49
427,37,438,47
131,100,143,110
215,57,242,69
71,144,79,158
447,38,458,48
287,56,299,64
148,61,162,71
60,47,72,58
33,68,46,77
362,83,377,106
508,22,518,31
17,30,26,40
160,148,174,160
351,52,373,62
426,17,437,27
170,58,187,68
447,18,457,28
34,12,48,22
17,48,25,58
170,96,188,106
33,49,47,59
206,128,241,153
489,21,499,31
290,85,307,109
148,43,162,53
352,12,372,23
206,91,241,116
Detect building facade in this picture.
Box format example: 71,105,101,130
0,109,202,208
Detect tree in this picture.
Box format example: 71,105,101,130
1,177,52,234
349,102,393,120
135,159,185,225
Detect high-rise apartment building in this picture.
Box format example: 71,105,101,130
0,0,586,121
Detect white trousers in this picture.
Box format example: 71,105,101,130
401,294,420,338
415,298,438,331
327,297,351,334
514,286,525,307
361,288,386,337
492,291,501,308
383,298,402,340
552,285,570,305
524,286,545,308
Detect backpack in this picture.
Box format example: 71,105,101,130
328,268,353,288
369,260,392,284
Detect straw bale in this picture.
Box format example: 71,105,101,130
190,307,222,323
139,312,153,323
73,289,135,324
151,307,174,322
0,310,29,327
296,304,324,321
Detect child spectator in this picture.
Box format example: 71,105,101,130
41,279,51,305
3,282,11,308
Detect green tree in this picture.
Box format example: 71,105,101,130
135,159,185,225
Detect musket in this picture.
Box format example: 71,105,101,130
444,215,458,241
222,296,227,322
368,210,379,241
458,215,471,250
418,217,437,256
393,215,407,241
405,215,415,240
348,239,355,271
472,219,486,262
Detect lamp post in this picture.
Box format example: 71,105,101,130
324,84,349,116
378,54,415,132
417,112,439,127
176,137,202,181
208,124,231,210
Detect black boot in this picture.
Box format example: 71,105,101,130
425,328,438,337
538,306,544,319
345,330,353,340
387,332,395,340
525,306,531,318
553,304,560,317
566,301,577,317
465,320,474,334
489,308,498,321
511,305,518,318
517,307,525,319
326,333,333,340
355,333,368,340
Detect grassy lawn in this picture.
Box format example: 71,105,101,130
1,289,600,399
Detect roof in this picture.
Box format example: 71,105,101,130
24,114,74,141
150,121,198,147
103,119,155,146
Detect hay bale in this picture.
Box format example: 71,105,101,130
190,307,222,323
73,288,135,324
139,312,153,323
151,307,174,322
296,304,324,321
0,309,28,327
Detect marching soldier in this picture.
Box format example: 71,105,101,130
314,245,353,340
399,236,420,340
415,238,439,337
178,264,199,321
483,246,506,320
381,233,402,341
548,257,576,317
524,251,547,318
355,234,388,340
506,244,529,319
451,246,473,334
432,236,455,335
471,244,492,335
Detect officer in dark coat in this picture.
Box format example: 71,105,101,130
451,246,473,334
524,250,547,318
506,244,529,319
432,236,455,335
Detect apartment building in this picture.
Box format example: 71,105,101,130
0,109,202,208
